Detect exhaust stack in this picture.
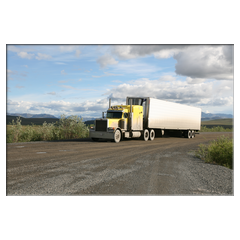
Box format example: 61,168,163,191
130,99,133,132
109,98,111,109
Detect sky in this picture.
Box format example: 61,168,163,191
7,44,234,118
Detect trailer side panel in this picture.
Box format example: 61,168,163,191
148,98,201,130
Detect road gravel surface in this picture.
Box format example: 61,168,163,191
6,132,233,195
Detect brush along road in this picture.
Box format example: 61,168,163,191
7,132,233,195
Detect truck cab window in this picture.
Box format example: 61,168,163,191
106,112,123,118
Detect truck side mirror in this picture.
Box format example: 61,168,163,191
102,112,105,118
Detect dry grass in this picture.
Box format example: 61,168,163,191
7,115,89,143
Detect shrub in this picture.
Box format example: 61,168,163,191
54,114,89,140
195,136,233,169
200,126,232,132
7,115,89,143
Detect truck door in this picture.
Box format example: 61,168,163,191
126,97,149,129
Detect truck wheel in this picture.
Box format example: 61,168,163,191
149,129,155,141
191,130,195,138
188,130,192,138
143,129,149,141
114,129,121,143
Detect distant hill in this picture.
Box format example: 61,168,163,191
84,120,95,126
201,112,233,121
7,115,59,125
7,113,58,118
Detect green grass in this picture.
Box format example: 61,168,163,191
195,135,233,169
201,118,233,132
7,115,89,143
201,118,233,126
200,126,232,132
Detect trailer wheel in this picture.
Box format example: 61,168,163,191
114,129,121,143
188,130,192,138
143,129,149,141
191,130,195,138
149,129,155,141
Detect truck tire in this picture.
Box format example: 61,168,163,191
188,130,192,138
114,129,121,143
191,130,195,138
149,129,155,141
184,130,192,138
143,129,149,141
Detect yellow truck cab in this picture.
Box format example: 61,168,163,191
89,103,143,143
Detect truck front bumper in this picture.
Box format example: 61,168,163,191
89,130,114,139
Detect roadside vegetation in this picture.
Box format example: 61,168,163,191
200,118,233,132
195,135,233,169
7,115,89,143
200,126,232,132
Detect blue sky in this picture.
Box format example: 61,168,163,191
7,44,233,118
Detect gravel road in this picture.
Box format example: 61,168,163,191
6,132,233,195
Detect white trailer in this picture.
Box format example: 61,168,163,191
126,97,201,139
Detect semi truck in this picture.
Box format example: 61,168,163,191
89,97,201,143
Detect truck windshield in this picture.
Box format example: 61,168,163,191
106,112,123,118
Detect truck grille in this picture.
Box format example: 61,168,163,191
95,120,107,131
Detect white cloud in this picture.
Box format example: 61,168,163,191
61,70,67,75
97,54,118,68
36,53,52,60
174,45,233,80
159,75,176,81
112,45,136,59
186,77,206,84
7,69,28,80
104,77,233,109
7,99,109,117
7,69,14,80
6,72,233,117
112,45,189,59
153,49,182,59
112,61,161,75
47,92,56,95
17,51,34,59
111,45,233,81
200,97,233,107
7,45,20,52
61,85,77,90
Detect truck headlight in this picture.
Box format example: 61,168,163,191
107,127,115,132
